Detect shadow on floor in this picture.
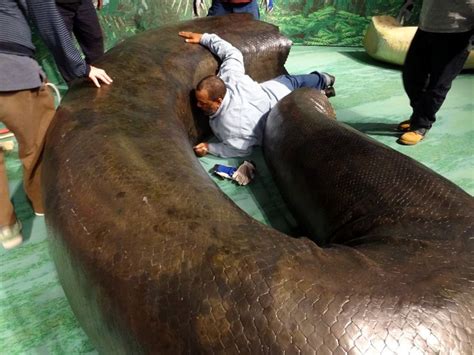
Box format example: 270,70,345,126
339,51,402,71
246,150,303,238
12,183,35,242
345,121,402,137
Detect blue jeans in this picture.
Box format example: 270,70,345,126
207,0,260,20
273,73,327,91
260,71,328,104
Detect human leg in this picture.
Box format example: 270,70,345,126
402,29,430,117
410,30,471,129
397,30,428,134
0,86,55,215
399,30,471,145
232,0,260,19
207,1,232,16
274,72,328,90
261,72,330,102
0,93,22,249
73,0,104,64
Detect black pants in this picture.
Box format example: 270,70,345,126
57,0,104,82
402,29,472,129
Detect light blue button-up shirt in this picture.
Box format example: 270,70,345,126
200,33,290,158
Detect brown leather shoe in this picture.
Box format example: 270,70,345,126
398,128,429,145
312,71,336,87
397,119,411,132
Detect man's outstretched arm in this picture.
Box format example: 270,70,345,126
179,31,245,76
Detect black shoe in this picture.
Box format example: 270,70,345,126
322,72,335,87
310,71,336,87
324,86,336,98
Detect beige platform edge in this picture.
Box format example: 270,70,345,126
363,15,474,69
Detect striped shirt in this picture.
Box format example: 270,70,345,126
420,0,474,33
0,0,89,91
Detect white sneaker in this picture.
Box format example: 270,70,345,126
1,220,23,250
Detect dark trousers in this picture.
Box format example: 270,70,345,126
208,0,260,20
402,29,472,129
57,0,104,82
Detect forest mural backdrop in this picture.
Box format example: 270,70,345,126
35,0,420,86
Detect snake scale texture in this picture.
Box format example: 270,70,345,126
42,15,473,354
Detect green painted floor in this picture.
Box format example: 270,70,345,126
1,46,473,354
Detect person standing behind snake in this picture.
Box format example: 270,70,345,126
0,0,112,250
208,0,260,19
194,0,273,19
397,0,474,145
55,0,105,84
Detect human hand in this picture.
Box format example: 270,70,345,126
88,65,113,88
178,31,203,44
193,0,206,17
193,142,209,157
233,161,256,186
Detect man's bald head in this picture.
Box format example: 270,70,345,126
195,75,227,115
197,75,227,101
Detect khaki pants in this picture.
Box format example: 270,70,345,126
0,85,55,226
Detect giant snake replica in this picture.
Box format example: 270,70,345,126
43,15,473,353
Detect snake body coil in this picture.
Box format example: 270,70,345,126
43,15,474,354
